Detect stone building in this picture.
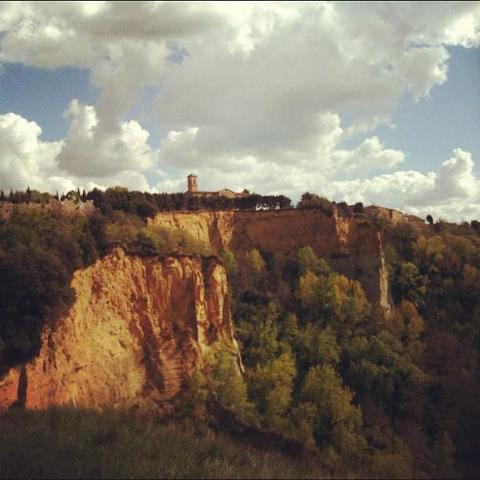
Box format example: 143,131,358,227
185,174,249,199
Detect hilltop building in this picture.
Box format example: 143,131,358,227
185,174,249,199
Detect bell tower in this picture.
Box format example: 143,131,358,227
187,174,198,193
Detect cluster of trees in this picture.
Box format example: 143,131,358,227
87,187,292,217
0,208,100,372
103,212,213,257
0,187,292,216
384,221,480,473
183,234,480,477
296,192,364,216
0,188,55,204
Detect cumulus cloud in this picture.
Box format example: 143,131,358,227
433,148,478,200
326,149,480,221
2,2,477,140
395,46,449,99
57,100,155,177
332,136,405,176
157,113,403,179
0,113,65,192
0,110,154,194
1,2,480,220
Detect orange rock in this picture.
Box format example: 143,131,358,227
0,249,239,411
150,209,393,313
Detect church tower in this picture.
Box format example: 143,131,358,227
187,174,198,192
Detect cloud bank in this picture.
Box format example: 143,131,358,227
0,1,479,220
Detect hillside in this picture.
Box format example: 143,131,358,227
0,408,328,479
0,195,479,478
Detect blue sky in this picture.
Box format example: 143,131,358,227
336,46,480,176
371,46,480,175
0,2,479,220
1,46,478,175
0,64,97,141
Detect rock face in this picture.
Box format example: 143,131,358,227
0,249,239,411
150,209,392,312
0,208,394,411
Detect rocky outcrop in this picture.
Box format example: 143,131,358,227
0,208,395,411
0,249,239,411
364,205,425,226
150,209,392,312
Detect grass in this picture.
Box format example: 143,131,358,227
0,408,327,479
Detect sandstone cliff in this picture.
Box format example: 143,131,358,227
0,208,394,411
0,249,239,411
150,209,392,312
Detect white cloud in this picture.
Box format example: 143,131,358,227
2,1,476,142
0,113,65,192
443,10,480,47
326,148,480,221
156,113,404,179
0,110,154,194
395,46,449,99
332,136,405,176
57,100,155,177
1,2,480,220
433,148,478,200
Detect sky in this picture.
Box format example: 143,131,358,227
0,2,479,221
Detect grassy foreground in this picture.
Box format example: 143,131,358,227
0,408,326,479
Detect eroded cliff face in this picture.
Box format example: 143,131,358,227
0,208,394,411
150,209,392,312
0,249,239,411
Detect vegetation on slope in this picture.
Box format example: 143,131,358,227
1,187,480,478
0,408,325,480
199,219,480,478
0,206,211,373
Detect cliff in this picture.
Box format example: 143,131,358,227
0,249,239,411
149,209,392,312
0,208,394,411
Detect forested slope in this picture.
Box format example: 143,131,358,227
1,189,479,478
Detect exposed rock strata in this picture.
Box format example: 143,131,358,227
0,249,238,410
0,208,396,411
150,209,393,312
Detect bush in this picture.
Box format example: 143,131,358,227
353,202,364,214
297,193,334,216
0,209,100,371
0,246,74,369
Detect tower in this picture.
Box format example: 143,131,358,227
187,174,198,193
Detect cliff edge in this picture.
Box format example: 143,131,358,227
150,209,393,313
0,249,239,411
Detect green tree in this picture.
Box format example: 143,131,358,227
344,331,425,420
248,349,297,431
179,368,210,423
0,246,75,369
219,250,238,277
297,246,332,276
298,364,366,461
246,248,266,275
390,260,426,307
297,271,369,333
295,325,341,370
207,345,252,419
297,193,334,216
